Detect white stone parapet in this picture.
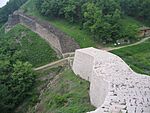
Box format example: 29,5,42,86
72,47,150,113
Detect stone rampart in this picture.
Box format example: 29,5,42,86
73,47,150,113
5,11,80,56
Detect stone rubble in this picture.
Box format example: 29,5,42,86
72,47,150,113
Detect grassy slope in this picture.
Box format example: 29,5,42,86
36,69,95,113
121,16,144,27
18,67,94,113
0,24,57,67
111,39,150,76
15,66,63,113
49,19,96,48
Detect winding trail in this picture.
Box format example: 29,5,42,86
34,57,74,71
102,36,150,51
34,37,150,71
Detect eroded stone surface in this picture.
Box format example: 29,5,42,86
73,47,150,113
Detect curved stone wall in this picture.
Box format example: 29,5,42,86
73,47,150,113
5,11,80,56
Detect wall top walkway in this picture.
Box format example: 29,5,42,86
73,47,150,113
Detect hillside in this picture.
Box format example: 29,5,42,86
0,0,150,113
20,0,146,47
0,24,58,67
112,38,150,76
10,38,150,113
34,69,95,113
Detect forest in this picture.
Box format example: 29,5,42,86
0,1,34,112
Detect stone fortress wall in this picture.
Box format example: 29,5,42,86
5,11,80,56
73,47,150,113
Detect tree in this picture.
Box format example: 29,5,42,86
40,0,63,17
82,1,122,43
0,84,14,113
96,0,120,15
11,61,35,101
120,0,150,24
0,34,35,112
0,0,28,23
82,2,102,31
0,61,35,112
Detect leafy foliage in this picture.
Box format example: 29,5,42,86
0,24,58,112
35,0,140,43
0,0,27,23
0,26,35,112
120,0,150,26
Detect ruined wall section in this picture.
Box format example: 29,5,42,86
5,11,80,55
35,23,62,55
5,13,20,32
19,14,36,31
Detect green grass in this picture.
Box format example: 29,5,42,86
35,69,95,113
0,24,58,67
17,67,94,113
111,39,150,76
121,16,144,27
49,19,96,48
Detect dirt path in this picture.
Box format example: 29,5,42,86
34,57,74,71
102,37,150,51
34,37,150,71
